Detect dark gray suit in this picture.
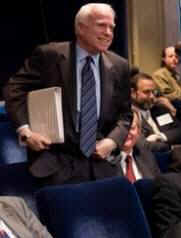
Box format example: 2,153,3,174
4,41,132,184
114,142,160,179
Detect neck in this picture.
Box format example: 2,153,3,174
166,65,176,74
122,147,132,154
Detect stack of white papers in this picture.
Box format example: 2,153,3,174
28,87,64,143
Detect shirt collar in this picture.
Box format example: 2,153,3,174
140,109,151,119
76,44,100,66
121,151,133,162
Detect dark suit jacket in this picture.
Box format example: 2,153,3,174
112,143,160,179
4,41,132,180
152,172,181,238
142,105,181,145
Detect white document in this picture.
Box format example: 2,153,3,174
28,87,64,143
156,113,174,126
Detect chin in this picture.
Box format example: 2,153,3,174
97,47,107,53
124,142,132,148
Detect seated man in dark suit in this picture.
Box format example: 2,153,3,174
131,72,181,147
108,111,161,183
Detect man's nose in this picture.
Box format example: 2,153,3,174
175,57,179,64
173,55,179,63
105,27,113,36
149,92,154,99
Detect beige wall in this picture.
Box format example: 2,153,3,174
127,0,181,74
163,0,181,46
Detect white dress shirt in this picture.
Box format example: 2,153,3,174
140,109,167,142
120,151,142,181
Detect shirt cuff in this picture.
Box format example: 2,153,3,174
16,124,29,133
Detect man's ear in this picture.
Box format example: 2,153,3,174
78,22,87,34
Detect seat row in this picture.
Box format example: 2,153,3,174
0,162,154,238
0,103,161,237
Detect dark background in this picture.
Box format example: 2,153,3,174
0,0,128,99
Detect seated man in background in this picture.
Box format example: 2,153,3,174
131,66,177,117
108,111,161,183
131,72,181,147
153,46,181,119
0,196,52,237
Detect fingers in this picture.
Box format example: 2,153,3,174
26,133,52,151
94,138,116,159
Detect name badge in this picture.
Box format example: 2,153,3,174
156,113,174,126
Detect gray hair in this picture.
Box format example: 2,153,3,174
75,3,115,34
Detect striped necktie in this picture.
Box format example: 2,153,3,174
80,56,97,158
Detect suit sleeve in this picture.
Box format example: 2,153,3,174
3,44,59,129
107,58,133,147
137,134,170,153
153,72,181,101
152,174,181,238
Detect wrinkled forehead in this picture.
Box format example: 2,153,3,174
90,5,115,19
137,79,155,91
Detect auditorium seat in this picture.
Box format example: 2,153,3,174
0,162,39,215
36,177,152,238
0,121,27,164
154,150,171,173
134,179,154,236
0,101,8,121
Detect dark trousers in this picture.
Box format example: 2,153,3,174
35,156,118,187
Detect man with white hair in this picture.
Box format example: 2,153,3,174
4,3,132,186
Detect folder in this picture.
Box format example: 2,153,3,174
28,87,64,143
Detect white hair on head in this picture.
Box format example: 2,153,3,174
75,3,115,33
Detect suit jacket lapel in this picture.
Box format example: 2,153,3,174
114,154,125,177
57,42,77,129
141,116,154,135
99,53,115,127
119,155,124,177
133,147,153,178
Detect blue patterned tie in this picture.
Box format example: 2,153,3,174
80,56,97,158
